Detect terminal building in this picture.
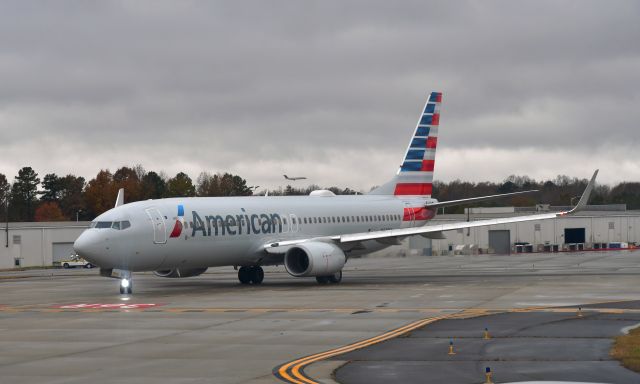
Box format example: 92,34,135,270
0,222,89,269
409,205,639,256
0,205,638,269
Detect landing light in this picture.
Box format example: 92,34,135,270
121,279,130,288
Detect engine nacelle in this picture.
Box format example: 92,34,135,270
284,242,346,277
153,267,208,278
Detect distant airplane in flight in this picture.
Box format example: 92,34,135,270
74,92,598,294
284,175,307,181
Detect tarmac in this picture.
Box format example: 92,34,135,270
0,250,639,384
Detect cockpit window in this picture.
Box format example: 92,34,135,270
91,221,132,230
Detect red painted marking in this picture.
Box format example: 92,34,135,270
421,160,435,172
394,183,433,196
434,93,442,103
426,137,438,149
431,113,440,126
403,207,436,221
54,303,164,310
169,220,183,238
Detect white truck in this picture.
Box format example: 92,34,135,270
55,254,95,269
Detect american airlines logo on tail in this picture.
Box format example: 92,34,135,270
394,91,442,196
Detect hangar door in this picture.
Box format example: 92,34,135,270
489,230,510,255
53,242,75,262
564,228,585,244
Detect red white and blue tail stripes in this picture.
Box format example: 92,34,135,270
393,91,442,196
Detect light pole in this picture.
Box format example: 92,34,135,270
76,209,83,222
4,197,8,248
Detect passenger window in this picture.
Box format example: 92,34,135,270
304,218,308,224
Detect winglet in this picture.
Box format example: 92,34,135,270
115,188,125,208
563,170,598,215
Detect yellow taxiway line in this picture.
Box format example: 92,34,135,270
273,310,482,384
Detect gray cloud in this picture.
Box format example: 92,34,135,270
0,1,639,190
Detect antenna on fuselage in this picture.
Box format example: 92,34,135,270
115,188,124,208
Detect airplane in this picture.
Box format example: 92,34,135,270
74,92,598,294
284,175,307,181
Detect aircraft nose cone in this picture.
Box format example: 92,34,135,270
74,231,108,267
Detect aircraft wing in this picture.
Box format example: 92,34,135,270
265,170,598,253
426,190,538,210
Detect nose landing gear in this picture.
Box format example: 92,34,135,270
119,278,132,294
238,266,264,285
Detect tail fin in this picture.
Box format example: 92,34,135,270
370,91,442,196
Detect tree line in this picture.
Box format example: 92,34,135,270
0,167,638,222
0,166,256,222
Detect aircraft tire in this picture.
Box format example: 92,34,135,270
238,267,251,284
328,270,342,284
119,285,125,294
250,266,264,284
315,276,329,284
127,282,133,294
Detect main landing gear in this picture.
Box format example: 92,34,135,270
316,270,342,285
238,266,264,285
119,278,132,294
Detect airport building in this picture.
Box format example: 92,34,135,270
1,205,638,269
0,222,89,269
410,205,640,256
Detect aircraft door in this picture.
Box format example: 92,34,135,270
145,208,167,244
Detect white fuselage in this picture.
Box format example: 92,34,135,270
74,193,437,272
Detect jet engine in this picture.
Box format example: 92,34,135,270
284,242,346,277
153,267,208,278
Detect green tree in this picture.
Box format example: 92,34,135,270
197,172,253,196
58,175,86,220
0,173,10,222
40,173,62,202
166,172,196,197
9,167,40,221
141,171,166,200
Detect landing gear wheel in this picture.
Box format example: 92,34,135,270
238,267,251,284
250,266,264,284
328,270,342,284
315,276,329,284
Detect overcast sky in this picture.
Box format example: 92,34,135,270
0,1,639,191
